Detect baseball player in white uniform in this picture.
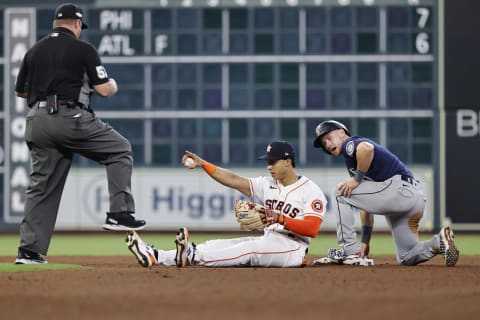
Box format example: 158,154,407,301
126,140,327,268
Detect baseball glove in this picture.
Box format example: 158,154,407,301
234,200,275,231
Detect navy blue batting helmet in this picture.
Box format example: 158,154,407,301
313,120,350,149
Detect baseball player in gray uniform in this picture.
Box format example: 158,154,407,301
311,120,459,267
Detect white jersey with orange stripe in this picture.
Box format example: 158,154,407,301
137,175,328,268
249,175,327,244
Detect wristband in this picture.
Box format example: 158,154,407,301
201,161,217,176
361,225,373,244
354,170,367,183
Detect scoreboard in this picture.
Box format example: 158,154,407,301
2,0,443,227
63,1,433,57
27,0,438,168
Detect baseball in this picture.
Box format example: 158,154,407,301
184,157,195,168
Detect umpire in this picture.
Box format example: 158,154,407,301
14,3,146,264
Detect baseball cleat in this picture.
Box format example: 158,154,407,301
312,248,344,265
343,254,375,266
103,212,146,231
312,248,374,266
175,227,193,267
126,231,158,268
14,248,48,265
439,226,459,267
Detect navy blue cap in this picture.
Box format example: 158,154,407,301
54,3,88,29
258,141,296,161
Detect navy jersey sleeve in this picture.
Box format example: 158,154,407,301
81,41,110,86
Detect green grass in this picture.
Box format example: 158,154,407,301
0,263,85,272
1,232,478,273
0,232,479,257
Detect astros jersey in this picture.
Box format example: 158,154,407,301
248,175,327,244
342,136,413,181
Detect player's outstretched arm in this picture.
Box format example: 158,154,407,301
182,150,252,197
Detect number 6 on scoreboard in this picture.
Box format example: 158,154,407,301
415,32,430,54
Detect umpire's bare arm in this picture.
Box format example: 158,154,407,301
94,78,118,97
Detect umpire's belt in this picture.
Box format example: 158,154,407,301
35,100,88,110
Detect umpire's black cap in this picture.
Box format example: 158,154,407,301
258,140,296,163
54,3,88,29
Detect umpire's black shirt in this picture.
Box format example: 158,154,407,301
16,27,109,107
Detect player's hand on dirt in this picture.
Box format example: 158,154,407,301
360,242,370,258
337,178,360,197
182,150,202,169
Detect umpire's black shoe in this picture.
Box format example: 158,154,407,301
102,212,146,231
15,247,48,264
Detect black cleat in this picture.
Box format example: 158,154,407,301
102,212,146,231
15,248,47,264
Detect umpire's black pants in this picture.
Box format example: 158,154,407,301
20,104,135,255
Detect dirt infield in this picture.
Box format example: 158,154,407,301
0,255,479,320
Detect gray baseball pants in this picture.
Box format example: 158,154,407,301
19,105,135,255
334,175,440,265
